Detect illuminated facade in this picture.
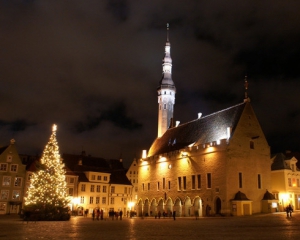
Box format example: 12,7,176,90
62,154,132,217
0,139,26,214
157,24,176,138
126,158,139,211
271,153,300,211
137,29,275,217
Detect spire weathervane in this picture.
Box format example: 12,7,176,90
167,23,169,42
244,75,249,101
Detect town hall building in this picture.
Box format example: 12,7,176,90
137,25,277,217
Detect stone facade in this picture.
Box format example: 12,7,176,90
0,140,26,214
138,101,273,217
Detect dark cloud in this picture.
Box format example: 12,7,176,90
0,0,299,166
0,119,34,132
107,0,130,22
74,101,142,133
235,40,300,79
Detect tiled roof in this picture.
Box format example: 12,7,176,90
62,153,109,171
262,190,276,200
109,169,132,185
232,191,250,200
148,102,246,156
271,153,291,170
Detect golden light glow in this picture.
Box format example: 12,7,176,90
142,150,147,159
181,151,188,157
24,124,69,209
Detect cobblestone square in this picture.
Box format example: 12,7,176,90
0,212,300,240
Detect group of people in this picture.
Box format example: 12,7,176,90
108,210,123,220
92,209,105,220
154,210,176,220
285,204,293,217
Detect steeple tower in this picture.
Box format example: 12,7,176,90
157,23,176,138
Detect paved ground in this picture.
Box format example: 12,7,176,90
0,211,300,239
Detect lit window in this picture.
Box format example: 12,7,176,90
0,164,7,172
2,176,11,186
10,164,18,172
80,196,84,203
288,178,292,187
14,177,22,187
1,190,9,200
69,188,74,196
12,190,20,200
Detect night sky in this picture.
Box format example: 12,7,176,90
1,0,300,167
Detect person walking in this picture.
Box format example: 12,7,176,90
172,210,176,220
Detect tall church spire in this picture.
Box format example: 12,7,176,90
157,23,176,138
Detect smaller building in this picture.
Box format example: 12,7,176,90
271,152,300,211
62,153,132,217
0,139,26,214
126,158,139,212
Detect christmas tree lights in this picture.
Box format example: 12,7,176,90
25,124,70,214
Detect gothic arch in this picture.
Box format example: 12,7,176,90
157,198,164,214
215,197,222,215
137,199,143,217
193,196,203,217
174,197,182,217
184,196,192,216
150,198,157,216
144,198,150,216
165,197,173,215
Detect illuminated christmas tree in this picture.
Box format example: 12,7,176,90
25,124,70,219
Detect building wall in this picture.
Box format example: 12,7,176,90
0,142,26,214
138,103,272,216
126,159,138,211
76,172,131,217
